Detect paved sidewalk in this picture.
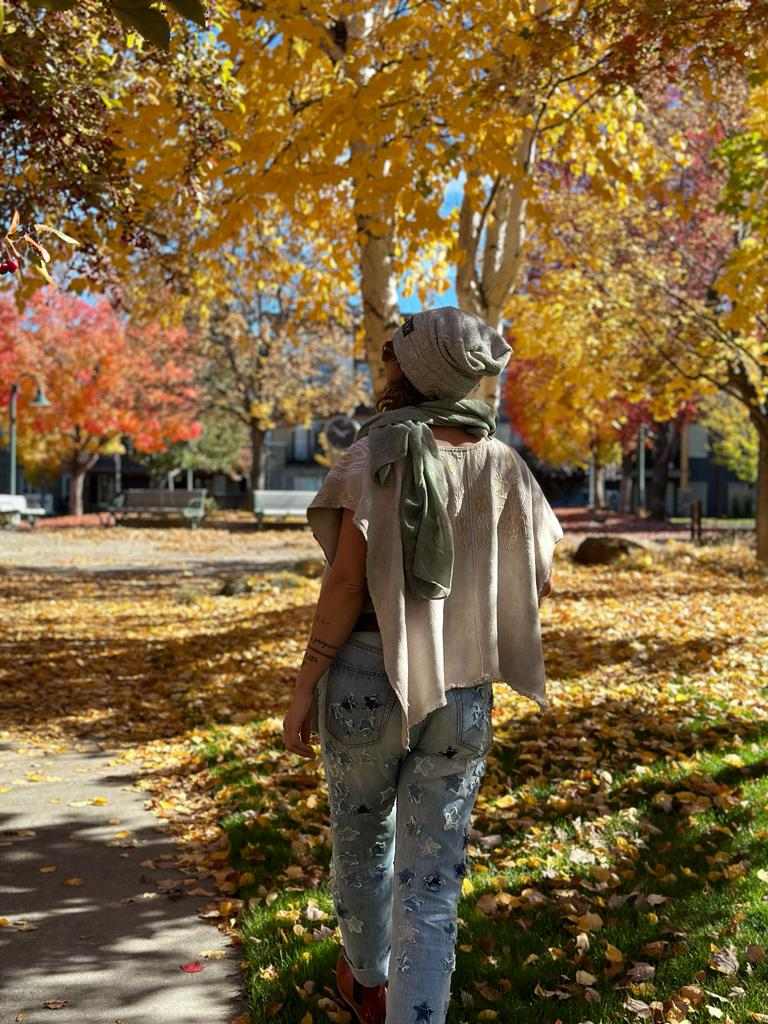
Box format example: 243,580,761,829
0,744,245,1024
0,524,319,574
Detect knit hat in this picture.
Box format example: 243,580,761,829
391,307,512,400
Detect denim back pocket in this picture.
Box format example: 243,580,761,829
324,639,398,747
455,681,494,756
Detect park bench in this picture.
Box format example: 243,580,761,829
110,488,208,528
0,493,46,528
253,489,317,527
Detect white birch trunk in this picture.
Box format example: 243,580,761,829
356,186,400,403
454,0,548,416
346,10,400,405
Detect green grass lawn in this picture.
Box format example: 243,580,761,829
192,541,768,1023
199,717,768,1023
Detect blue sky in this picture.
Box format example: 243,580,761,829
400,174,464,312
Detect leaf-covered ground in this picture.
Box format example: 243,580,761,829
1,536,767,1024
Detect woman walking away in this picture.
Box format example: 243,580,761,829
282,306,564,1024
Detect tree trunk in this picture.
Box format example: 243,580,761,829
250,421,267,492
619,449,634,514
455,177,530,419
757,427,768,564
453,0,551,418
68,452,99,516
647,420,680,521
69,467,86,517
345,11,400,407
357,207,399,403
595,461,607,510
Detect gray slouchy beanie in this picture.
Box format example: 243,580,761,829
391,307,512,399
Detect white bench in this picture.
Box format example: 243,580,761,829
110,488,208,527
253,490,317,526
0,494,47,528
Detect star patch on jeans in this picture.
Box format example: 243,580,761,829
335,825,361,843
398,867,415,888
402,894,425,913
442,802,462,831
407,782,424,804
405,814,423,837
422,871,445,892
417,835,441,857
443,773,465,795
398,920,420,944
413,755,439,777
396,950,412,973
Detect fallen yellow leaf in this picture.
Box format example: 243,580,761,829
576,911,604,932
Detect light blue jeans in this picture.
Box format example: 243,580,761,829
316,631,494,1024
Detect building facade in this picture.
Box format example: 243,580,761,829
0,413,756,519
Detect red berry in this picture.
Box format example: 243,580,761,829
0,259,19,274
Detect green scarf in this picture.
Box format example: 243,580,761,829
356,398,497,600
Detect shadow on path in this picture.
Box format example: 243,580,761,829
0,744,245,1024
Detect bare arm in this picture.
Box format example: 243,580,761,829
294,508,368,694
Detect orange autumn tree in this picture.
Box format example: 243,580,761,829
5,288,201,515
503,350,624,510
0,295,21,388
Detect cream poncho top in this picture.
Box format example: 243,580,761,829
306,433,564,751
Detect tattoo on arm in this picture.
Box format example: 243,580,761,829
311,636,340,651
306,644,336,661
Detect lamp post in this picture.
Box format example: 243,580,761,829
7,374,50,494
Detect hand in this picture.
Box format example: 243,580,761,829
282,683,317,758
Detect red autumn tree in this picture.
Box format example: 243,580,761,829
3,288,201,515
0,294,20,387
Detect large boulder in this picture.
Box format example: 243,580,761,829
573,535,646,565
293,558,325,579
218,574,254,596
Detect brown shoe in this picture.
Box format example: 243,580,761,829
335,949,387,1024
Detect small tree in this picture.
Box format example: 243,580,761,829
134,410,248,489
701,392,759,490
192,227,369,493
4,288,202,515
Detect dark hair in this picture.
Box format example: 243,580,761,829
375,375,428,412
377,336,428,411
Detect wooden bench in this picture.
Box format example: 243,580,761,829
252,489,317,526
0,494,47,528
110,488,208,528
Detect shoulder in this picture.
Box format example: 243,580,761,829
309,436,370,512
487,441,548,505
492,441,539,483
333,435,370,474
318,436,370,492
488,438,527,479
